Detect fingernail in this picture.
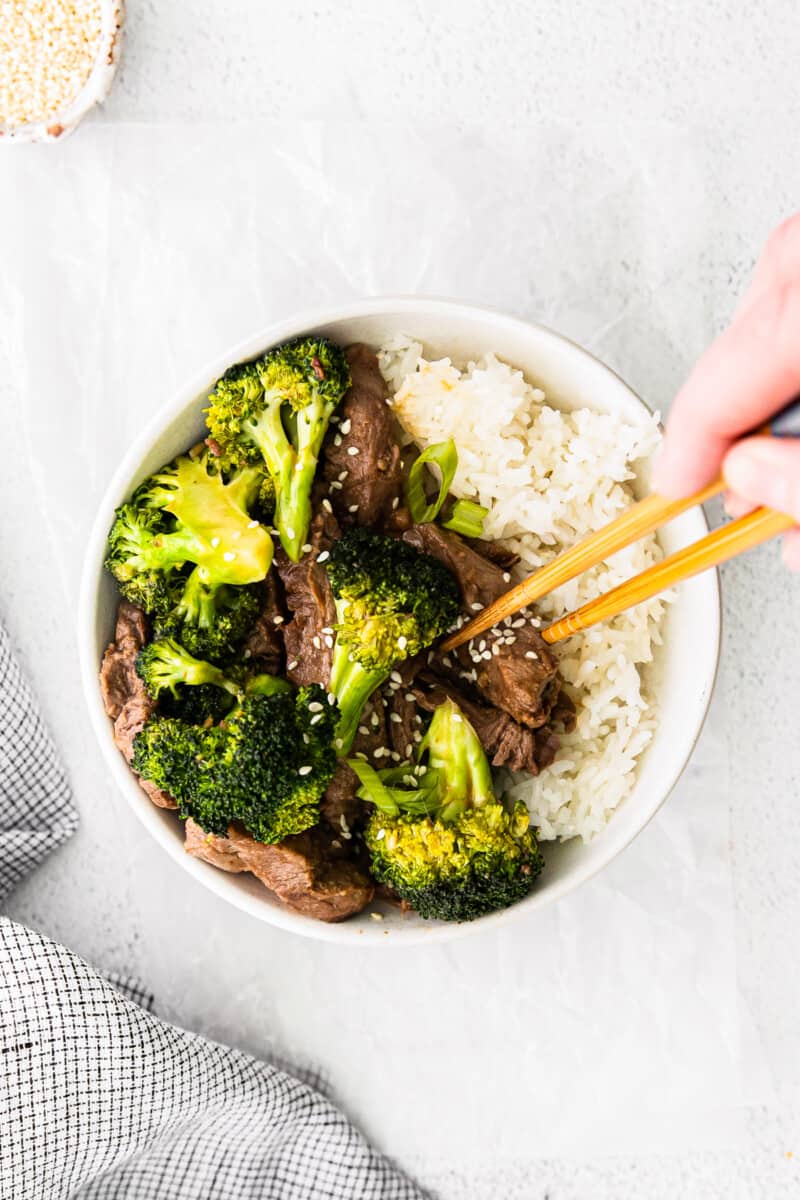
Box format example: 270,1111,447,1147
723,491,754,520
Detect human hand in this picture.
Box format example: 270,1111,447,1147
652,215,800,569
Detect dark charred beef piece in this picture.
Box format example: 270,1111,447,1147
99,600,177,809
467,538,520,571
241,570,285,674
413,675,565,775
402,523,560,729
320,697,386,833
185,819,374,922
321,343,403,528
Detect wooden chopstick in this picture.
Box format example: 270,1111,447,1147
440,475,723,652
541,505,794,643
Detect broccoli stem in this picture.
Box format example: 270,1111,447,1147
329,642,389,754
421,698,495,822
176,569,219,629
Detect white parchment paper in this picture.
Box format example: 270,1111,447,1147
0,122,770,1163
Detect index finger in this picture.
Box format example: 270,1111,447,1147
653,281,800,497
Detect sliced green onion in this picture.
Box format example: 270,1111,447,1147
348,758,400,816
405,439,458,524
441,498,488,538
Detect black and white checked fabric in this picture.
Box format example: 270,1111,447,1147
0,625,426,1200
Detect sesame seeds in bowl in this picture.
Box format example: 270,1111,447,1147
1,0,124,143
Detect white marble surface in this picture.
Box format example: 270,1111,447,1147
3,2,800,1196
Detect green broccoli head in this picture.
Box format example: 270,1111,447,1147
165,573,262,664
325,529,460,753
132,685,338,844
205,337,351,561
357,698,544,922
136,638,243,702
105,504,177,615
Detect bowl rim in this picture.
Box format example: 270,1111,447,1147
78,295,721,946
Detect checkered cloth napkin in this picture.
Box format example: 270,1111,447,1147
0,625,426,1200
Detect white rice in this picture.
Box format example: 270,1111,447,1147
378,334,669,843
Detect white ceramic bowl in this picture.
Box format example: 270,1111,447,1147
78,298,720,945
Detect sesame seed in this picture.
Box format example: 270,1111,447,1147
302,543,312,554
330,480,342,490
310,713,323,725
347,446,360,456
397,635,408,650
334,434,343,447
390,671,402,684
222,551,236,562
312,636,321,649
322,498,333,513
286,526,296,539
348,504,359,513
478,641,486,652
503,617,512,628
340,419,352,434
482,650,492,660
302,733,310,744
512,618,526,628
288,660,299,670
470,602,483,611
298,765,312,776
321,626,333,635
358,725,370,736
376,828,386,841
442,655,452,668
210,537,221,548
324,635,334,648
308,701,323,712
317,550,330,563
242,649,252,660
338,470,349,481
452,713,462,723
413,731,423,743
502,572,511,583
492,643,500,656
405,692,416,702
248,519,259,529
334,737,344,749
272,615,284,625
392,497,400,510
370,912,384,921
405,743,413,757
389,712,402,724
390,751,401,762
525,650,538,660
327,692,336,705
371,714,380,728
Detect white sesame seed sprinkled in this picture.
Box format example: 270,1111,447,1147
312,636,321,649
358,725,370,736
286,526,296,539
210,537,221,548
248,519,259,529
503,617,512,628
288,659,298,670
512,618,526,628
391,751,401,762
334,737,343,749
321,498,333,513
327,692,336,705
317,550,330,563
392,497,400,510
310,713,323,725
338,470,349,481
405,743,413,757
405,692,416,702
242,649,252,660
482,650,492,660
524,650,538,660
397,635,407,650
452,713,462,723
330,480,342,490
324,635,334,648
348,504,359,513
308,701,323,712
340,419,352,434
502,572,511,583
478,640,486,652
334,434,343,447
413,731,423,743
347,445,360,456
222,551,236,562
298,765,312,776
389,712,402,724
470,602,483,611
492,643,500,656
272,615,284,625
376,828,386,841
302,543,312,554
390,670,403,684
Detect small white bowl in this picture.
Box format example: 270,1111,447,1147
78,298,720,945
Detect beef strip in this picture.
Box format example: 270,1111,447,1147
320,343,403,528
320,696,386,833
402,523,561,729
185,819,374,922
413,674,569,775
467,537,520,571
99,600,177,810
241,570,285,673
274,550,336,689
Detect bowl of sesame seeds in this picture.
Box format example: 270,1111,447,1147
1,0,123,143
79,298,718,943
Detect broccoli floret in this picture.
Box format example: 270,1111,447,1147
358,698,544,921
325,528,460,753
105,503,179,615
132,686,337,843
137,638,289,725
205,337,350,561
160,682,236,727
162,574,262,664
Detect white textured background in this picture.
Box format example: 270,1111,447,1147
3,2,800,1197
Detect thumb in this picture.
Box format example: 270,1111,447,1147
723,438,800,520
